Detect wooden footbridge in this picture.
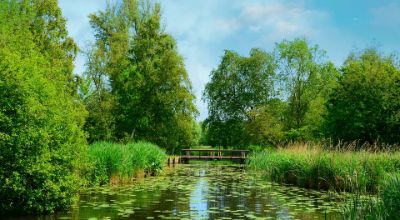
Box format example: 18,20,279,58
181,149,249,164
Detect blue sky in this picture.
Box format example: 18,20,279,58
59,0,400,120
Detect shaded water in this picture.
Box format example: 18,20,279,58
10,164,343,220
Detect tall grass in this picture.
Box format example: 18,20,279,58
83,142,167,186
248,143,400,219
341,174,400,219
248,143,400,192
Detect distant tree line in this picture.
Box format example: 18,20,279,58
203,39,400,147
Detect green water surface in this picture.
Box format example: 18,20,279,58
9,164,344,220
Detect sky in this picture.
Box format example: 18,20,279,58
59,0,400,121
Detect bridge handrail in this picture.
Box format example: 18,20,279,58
181,149,249,152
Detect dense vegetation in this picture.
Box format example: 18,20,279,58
1,0,399,217
341,174,400,219
83,142,167,186
0,0,86,214
248,143,400,192
203,39,400,147
0,0,190,214
248,144,400,219
81,0,197,153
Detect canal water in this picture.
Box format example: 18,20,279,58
11,164,344,220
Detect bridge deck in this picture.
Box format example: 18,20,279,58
181,149,249,163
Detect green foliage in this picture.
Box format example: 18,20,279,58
324,48,400,144
244,100,285,145
380,174,400,219
0,0,86,214
341,174,400,220
248,145,400,192
203,49,276,147
191,121,202,147
202,39,340,147
80,57,115,143
275,38,339,140
84,142,167,186
85,0,198,152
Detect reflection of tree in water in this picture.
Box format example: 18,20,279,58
55,164,343,220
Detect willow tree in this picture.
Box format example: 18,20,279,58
0,0,86,214
87,0,197,152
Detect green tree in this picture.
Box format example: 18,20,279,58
324,48,400,144
0,0,86,214
203,49,276,147
275,38,338,140
244,99,286,146
191,121,202,147
87,0,197,152
81,48,115,142
82,0,134,142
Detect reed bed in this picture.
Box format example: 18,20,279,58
248,143,400,192
248,143,400,219
83,142,167,186
341,174,400,219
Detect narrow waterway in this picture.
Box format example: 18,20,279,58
10,164,343,220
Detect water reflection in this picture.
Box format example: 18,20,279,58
190,169,209,219
6,164,343,220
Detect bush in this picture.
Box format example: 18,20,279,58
84,142,167,186
0,1,87,214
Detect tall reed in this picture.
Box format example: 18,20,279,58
83,142,167,186
248,143,400,192
341,174,400,219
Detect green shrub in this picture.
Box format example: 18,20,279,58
0,1,86,214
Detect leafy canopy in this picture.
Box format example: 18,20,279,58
324,48,400,144
0,0,86,214
203,49,276,147
85,0,198,152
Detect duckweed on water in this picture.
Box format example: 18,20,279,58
53,164,345,220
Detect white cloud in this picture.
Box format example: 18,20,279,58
235,2,328,40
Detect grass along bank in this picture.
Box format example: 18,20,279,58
341,174,400,219
248,143,400,219
248,143,400,192
82,142,167,186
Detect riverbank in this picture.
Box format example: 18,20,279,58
248,143,400,193
82,142,167,186
248,143,400,219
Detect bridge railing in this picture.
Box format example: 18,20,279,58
181,149,249,162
